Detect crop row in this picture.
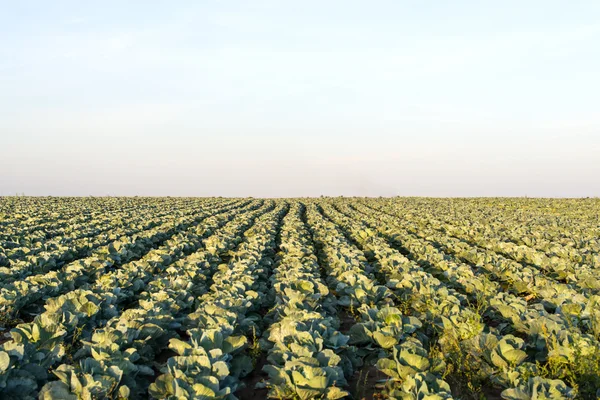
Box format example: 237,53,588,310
0,199,267,398
0,199,235,281
335,200,599,398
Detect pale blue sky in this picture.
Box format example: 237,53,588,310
1,1,599,197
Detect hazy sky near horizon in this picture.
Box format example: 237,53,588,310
1,1,599,197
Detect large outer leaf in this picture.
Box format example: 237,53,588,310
0,352,9,372
38,381,78,400
373,331,398,349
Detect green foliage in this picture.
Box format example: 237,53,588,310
0,197,599,399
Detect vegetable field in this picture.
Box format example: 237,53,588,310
1,197,599,400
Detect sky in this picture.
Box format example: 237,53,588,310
1,1,599,197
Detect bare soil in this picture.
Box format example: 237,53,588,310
347,364,387,400
236,354,270,400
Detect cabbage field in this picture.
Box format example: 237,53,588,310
1,197,599,399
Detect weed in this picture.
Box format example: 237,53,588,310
249,325,262,367
0,308,21,330
63,324,85,364
434,328,488,400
